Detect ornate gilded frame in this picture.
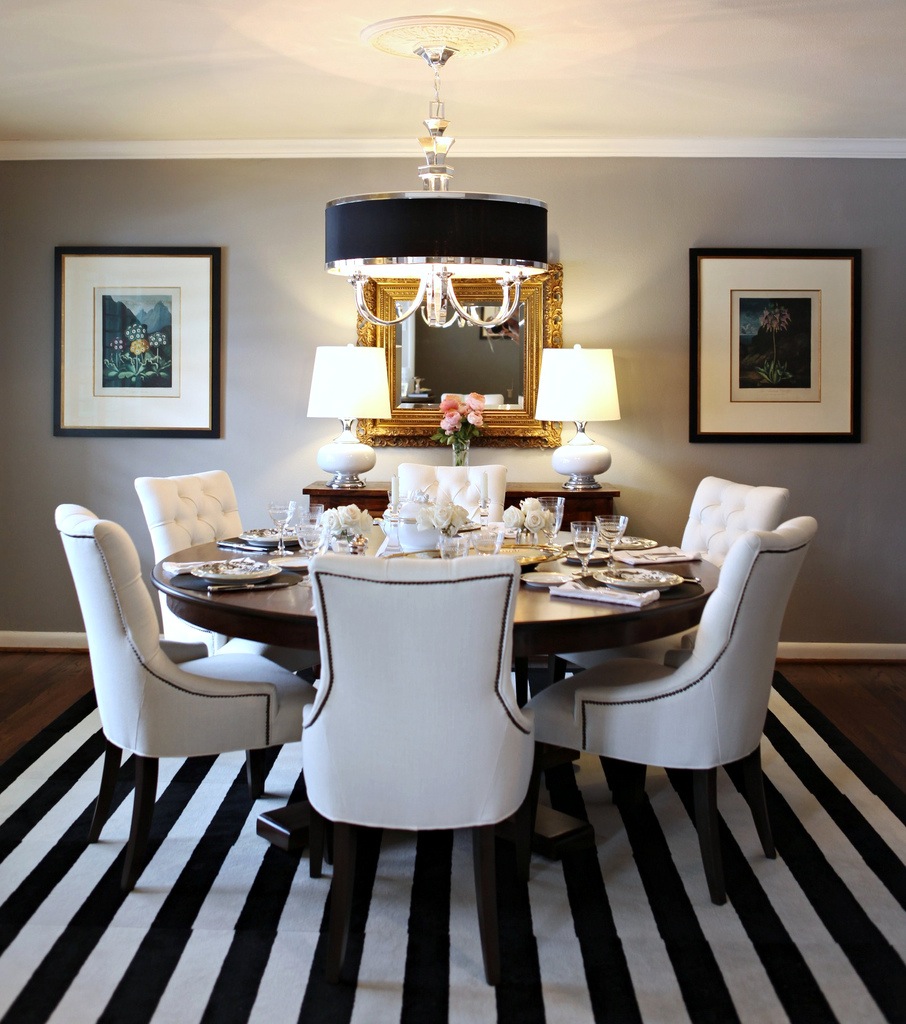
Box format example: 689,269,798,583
355,263,563,448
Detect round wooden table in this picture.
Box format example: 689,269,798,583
151,543,718,856
151,542,718,663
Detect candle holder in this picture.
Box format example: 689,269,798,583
382,500,403,554
478,499,490,528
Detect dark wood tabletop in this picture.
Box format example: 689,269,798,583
151,542,718,661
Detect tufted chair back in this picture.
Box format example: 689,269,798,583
681,476,789,566
396,463,507,522
135,470,243,647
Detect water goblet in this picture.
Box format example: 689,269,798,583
303,503,324,526
472,525,505,556
596,514,629,567
439,534,471,560
267,499,296,556
293,522,323,574
570,520,599,578
538,496,565,544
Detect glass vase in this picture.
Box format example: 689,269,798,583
452,438,470,467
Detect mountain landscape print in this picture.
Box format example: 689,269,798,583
101,292,174,389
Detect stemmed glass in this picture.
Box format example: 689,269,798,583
294,522,323,564
596,514,629,568
570,520,599,578
267,499,297,556
538,496,565,545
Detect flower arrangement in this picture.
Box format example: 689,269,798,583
415,501,471,537
502,497,554,537
321,504,373,541
430,392,486,466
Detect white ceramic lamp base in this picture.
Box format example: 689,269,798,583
550,425,612,490
317,426,376,488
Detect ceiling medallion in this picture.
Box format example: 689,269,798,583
360,16,514,60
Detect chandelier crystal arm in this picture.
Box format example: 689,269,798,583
446,275,524,328
352,272,428,327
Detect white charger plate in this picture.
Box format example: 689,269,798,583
592,568,684,592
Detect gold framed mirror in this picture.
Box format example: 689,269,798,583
355,263,563,448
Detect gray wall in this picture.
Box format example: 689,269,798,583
1,156,903,643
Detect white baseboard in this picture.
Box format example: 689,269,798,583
1,632,89,650
1,632,903,661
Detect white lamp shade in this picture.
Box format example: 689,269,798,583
307,344,391,420
534,345,621,423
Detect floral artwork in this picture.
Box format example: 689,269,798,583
101,290,174,389
736,295,814,389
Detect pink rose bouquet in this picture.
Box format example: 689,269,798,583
430,392,486,447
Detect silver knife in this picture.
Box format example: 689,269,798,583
207,579,299,593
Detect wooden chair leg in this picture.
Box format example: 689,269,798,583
473,824,501,986
89,739,121,842
739,746,776,859
121,756,158,892
309,807,325,878
325,821,356,984
692,767,726,905
511,743,544,881
600,757,647,806
245,748,266,800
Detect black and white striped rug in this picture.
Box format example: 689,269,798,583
1,674,904,1024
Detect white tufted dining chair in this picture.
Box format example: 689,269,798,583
396,463,507,522
55,504,316,890
528,516,816,905
134,470,316,673
562,476,790,671
303,553,534,985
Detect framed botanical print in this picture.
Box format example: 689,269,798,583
54,246,221,437
690,248,861,442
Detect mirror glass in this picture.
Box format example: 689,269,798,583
356,263,563,448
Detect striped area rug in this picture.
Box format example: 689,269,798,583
0,674,904,1024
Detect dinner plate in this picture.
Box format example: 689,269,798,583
268,554,310,571
239,529,299,548
521,571,573,589
616,536,658,550
190,560,282,582
592,568,685,592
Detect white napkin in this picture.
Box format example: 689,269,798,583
550,582,661,607
613,546,700,566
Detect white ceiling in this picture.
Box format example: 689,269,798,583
2,0,905,159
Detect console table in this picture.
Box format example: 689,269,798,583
303,480,620,527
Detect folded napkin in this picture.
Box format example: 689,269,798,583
550,582,661,607
613,546,700,566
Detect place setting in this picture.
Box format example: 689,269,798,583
522,514,702,605
161,556,302,594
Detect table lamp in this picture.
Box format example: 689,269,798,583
534,345,621,490
307,344,391,488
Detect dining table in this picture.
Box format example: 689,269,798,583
151,536,718,859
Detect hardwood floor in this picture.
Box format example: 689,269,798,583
1,652,904,794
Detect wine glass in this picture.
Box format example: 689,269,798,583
472,524,505,556
596,514,629,567
538,496,565,544
267,499,296,556
294,522,323,567
570,520,599,578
